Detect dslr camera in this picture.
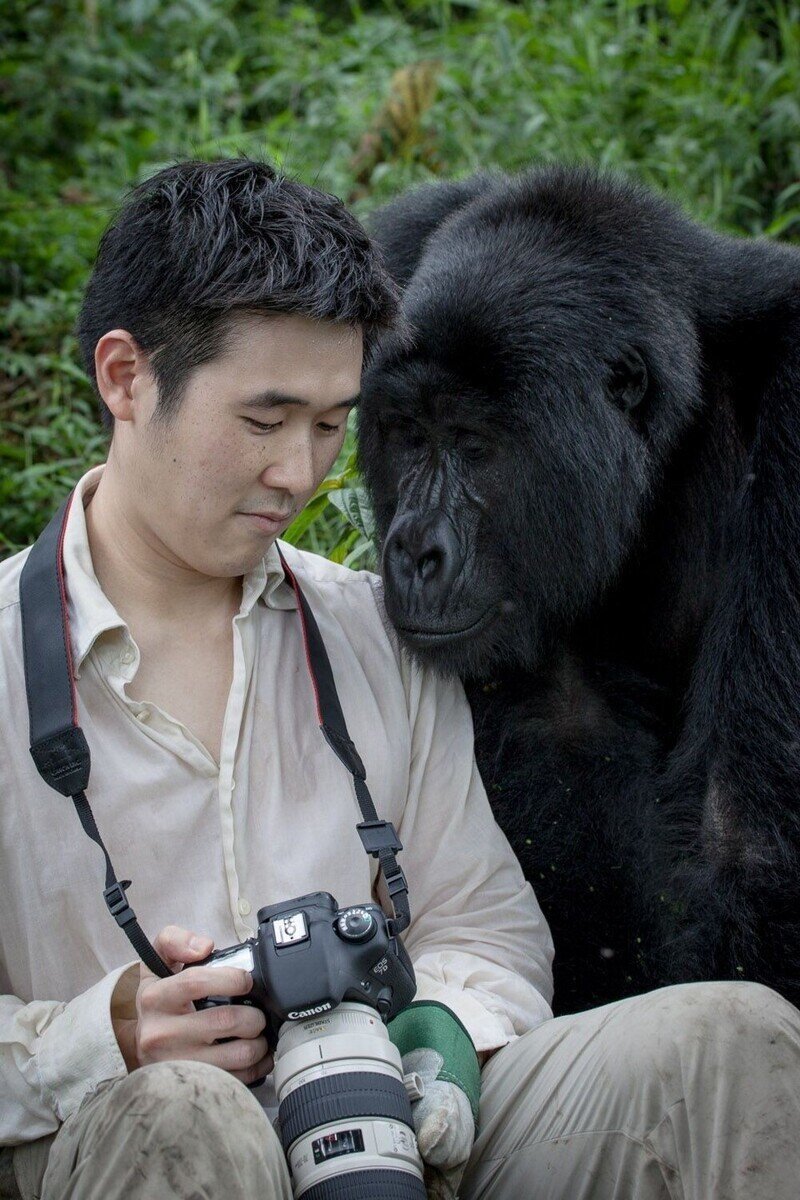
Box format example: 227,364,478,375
190,890,426,1199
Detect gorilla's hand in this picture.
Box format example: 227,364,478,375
403,1047,474,1199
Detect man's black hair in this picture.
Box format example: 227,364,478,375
77,158,399,430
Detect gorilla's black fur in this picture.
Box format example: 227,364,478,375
357,166,800,1014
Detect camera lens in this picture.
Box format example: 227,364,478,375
274,1003,425,1198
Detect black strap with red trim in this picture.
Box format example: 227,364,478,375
277,547,410,934
19,492,410,980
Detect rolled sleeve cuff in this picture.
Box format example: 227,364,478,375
410,975,552,1055
36,961,138,1122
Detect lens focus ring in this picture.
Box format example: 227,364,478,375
278,1072,413,1151
301,1169,427,1200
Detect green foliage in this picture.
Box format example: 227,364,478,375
2,0,800,558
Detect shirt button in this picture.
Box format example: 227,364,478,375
238,898,251,917
137,709,151,723
230,779,236,792
121,649,135,665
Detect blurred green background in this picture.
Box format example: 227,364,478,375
2,0,799,562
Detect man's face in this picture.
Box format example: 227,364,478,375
117,312,362,578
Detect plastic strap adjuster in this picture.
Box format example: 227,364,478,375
104,880,135,927
383,862,409,900
357,820,403,857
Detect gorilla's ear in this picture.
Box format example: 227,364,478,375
608,348,649,414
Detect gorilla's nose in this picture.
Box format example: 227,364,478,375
383,511,462,610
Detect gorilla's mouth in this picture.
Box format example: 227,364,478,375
394,604,497,644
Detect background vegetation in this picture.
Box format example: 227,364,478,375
2,0,799,563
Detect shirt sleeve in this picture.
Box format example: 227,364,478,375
391,644,555,1054
0,962,138,1146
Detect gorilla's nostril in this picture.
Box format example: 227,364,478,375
386,530,414,571
418,549,442,581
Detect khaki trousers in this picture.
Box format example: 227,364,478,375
10,981,800,1200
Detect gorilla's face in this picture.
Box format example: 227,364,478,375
359,267,700,678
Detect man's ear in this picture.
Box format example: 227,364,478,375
95,329,152,423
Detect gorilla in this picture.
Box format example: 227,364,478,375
357,166,800,1015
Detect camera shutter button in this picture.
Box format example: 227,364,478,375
336,908,376,943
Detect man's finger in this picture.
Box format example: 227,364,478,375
192,997,266,1043
139,966,253,1013
230,1051,274,1086
197,1035,270,1075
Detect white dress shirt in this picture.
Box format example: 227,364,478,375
0,464,554,1145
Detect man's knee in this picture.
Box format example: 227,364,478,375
612,981,800,1096
99,1060,273,1143
644,980,798,1050
114,1058,257,1106
43,1061,286,1200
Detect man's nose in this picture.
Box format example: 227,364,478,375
262,438,316,497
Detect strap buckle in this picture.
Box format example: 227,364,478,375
104,880,135,928
383,861,409,901
357,819,403,857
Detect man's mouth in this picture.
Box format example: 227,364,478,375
240,510,295,533
244,510,294,521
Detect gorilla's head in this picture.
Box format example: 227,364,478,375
359,172,704,678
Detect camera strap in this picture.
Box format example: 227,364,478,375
277,547,410,936
19,490,410,981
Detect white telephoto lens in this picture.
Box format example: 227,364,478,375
274,1003,425,1199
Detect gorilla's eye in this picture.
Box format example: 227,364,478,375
608,348,648,416
386,419,426,450
455,432,489,462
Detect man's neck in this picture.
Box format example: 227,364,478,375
84,467,243,634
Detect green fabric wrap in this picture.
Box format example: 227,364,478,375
388,1000,482,1125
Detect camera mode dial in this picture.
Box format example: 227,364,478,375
336,907,377,943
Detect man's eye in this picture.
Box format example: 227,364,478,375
245,418,281,434
244,418,343,435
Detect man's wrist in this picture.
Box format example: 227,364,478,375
110,963,140,1072
112,1016,139,1072
388,1000,482,1126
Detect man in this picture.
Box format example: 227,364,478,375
1,158,799,1200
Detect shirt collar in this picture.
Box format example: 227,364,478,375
61,464,297,671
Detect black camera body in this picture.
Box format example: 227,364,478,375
192,890,416,1047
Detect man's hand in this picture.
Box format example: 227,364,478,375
404,1047,475,1200
389,1002,483,1199
112,924,273,1086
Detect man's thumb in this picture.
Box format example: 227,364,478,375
149,925,214,973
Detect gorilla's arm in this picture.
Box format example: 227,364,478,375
368,174,500,287
661,242,800,995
